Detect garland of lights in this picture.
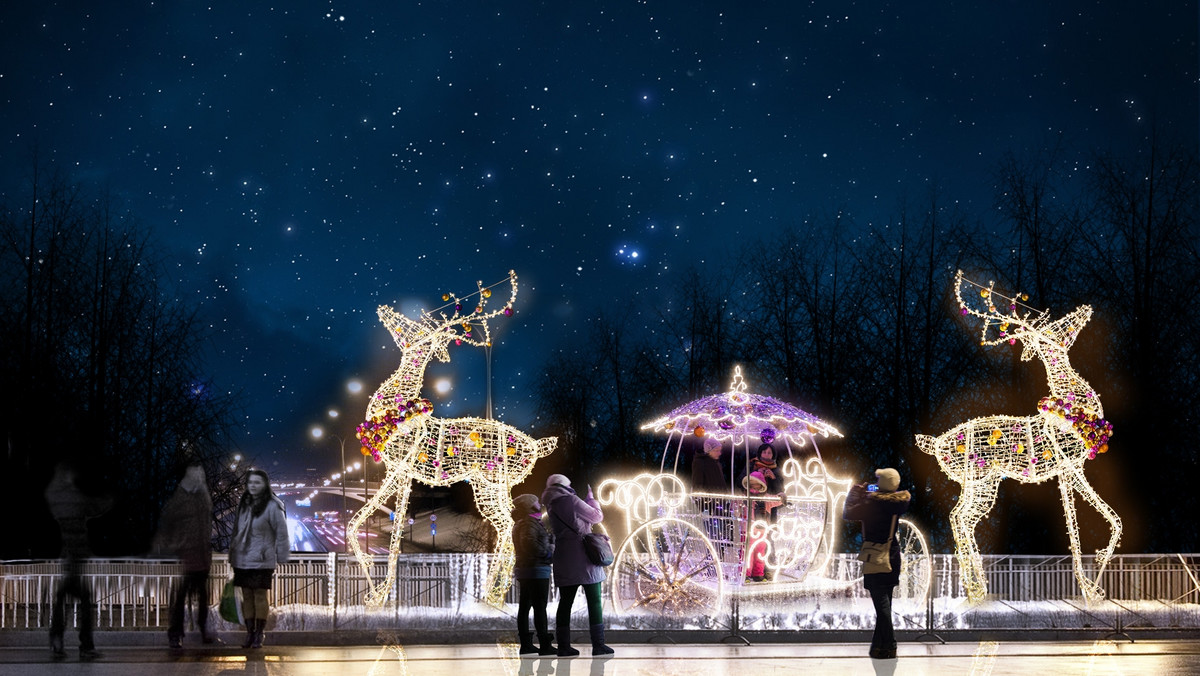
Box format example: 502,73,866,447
916,270,1123,604
597,368,931,615
346,271,558,607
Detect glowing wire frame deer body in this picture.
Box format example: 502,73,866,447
915,271,1121,603
348,271,557,606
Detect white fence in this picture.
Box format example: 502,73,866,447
3,553,1199,632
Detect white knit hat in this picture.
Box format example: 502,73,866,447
546,474,571,488
875,468,901,492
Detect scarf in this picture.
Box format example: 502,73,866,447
753,457,777,474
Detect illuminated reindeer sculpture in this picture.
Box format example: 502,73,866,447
916,271,1121,603
348,271,557,606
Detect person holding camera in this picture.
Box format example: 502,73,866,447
541,474,613,657
842,467,910,660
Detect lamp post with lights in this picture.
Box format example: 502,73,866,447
311,426,351,552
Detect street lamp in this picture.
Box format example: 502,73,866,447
311,425,351,553
353,461,367,554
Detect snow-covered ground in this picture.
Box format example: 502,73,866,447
257,596,1200,633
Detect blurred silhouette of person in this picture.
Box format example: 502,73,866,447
156,460,219,648
45,460,112,660
228,469,289,649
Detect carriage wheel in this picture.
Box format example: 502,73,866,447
896,518,932,606
612,518,724,616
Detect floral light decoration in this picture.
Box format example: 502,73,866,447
596,367,931,616
915,270,1122,604
347,271,557,607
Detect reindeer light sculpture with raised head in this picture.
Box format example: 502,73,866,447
916,271,1121,604
349,271,557,607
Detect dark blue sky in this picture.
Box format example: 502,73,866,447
2,1,1194,476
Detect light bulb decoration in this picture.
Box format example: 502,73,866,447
915,270,1122,604
348,271,558,607
597,367,931,615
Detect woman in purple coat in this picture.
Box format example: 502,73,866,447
541,474,614,657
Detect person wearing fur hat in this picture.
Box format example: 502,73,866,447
511,493,555,656
691,437,727,492
842,467,911,660
541,474,613,657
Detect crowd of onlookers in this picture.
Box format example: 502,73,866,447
43,442,908,662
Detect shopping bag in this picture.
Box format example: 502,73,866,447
219,580,243,624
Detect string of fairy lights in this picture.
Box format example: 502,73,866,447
916,270,1122,603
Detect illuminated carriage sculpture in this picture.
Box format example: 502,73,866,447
597,367,931,616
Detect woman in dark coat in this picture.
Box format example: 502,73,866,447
228,469,290,650
842,467,911,660
541,474,613,657
156,461,217,648
511,493,555,656
690,437,727,492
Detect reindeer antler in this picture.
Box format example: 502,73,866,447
954,270,1047,346
431,270,519,348
379,271,519,351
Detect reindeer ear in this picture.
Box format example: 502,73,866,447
1019,342,1037,361
434,340,451,362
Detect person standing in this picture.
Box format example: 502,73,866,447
228,469,290,649
690,437,727,492
511,493,556,656
45,461,112,660
842,467,911,660
541,474,613,657
156,461,219,648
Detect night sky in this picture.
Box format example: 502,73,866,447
2,2,1194,477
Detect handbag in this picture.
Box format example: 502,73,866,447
219,580,242,624
552,507,614,567
858,515,897,575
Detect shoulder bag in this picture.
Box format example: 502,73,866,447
552,507,614,567
858,515,897,575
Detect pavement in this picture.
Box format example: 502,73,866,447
3,640,1200,675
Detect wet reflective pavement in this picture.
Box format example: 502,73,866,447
3,640,1200,675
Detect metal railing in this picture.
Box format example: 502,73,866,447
3,552,1198,632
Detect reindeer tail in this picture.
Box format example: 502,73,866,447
536,436,558,458
914,433,938,456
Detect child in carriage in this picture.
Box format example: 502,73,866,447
741,444,785,581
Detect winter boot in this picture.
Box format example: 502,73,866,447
241,621,255,649
250,619,266,649
555,623,579,657
537,632,557,656
518,628,538,655
589,623,614,656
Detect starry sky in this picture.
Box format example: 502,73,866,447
2,2,1194,477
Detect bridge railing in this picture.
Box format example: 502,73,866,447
2,553,1198,632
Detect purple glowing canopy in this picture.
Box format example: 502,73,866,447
640,367,843,446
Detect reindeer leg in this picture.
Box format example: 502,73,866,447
1057,471,1103,603
951,475,999,602
473,480,516,608
1065,464,1122,601
349,465,405,607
